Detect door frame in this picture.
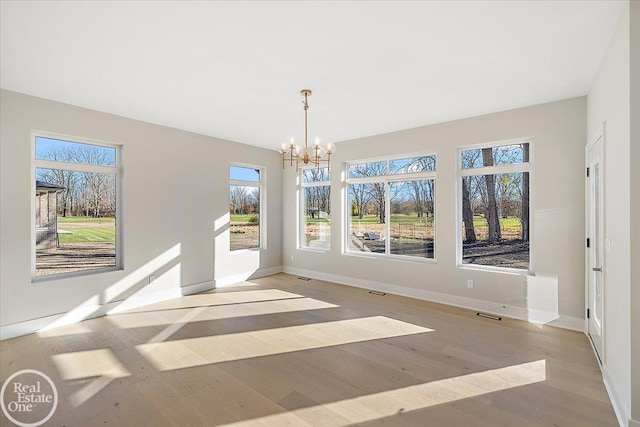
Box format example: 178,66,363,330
585,122,606,366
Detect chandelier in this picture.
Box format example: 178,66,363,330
280,89,334,170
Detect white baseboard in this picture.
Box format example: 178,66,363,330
282,266,584,332
602,364,632,427
181,280,215,295
0,280,215,341
1,314,66,341
214,266,283,287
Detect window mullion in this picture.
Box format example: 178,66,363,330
459,163,529,176
385,181,391,255
34,159,117,174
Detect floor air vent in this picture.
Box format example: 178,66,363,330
297,277,311,281
476,312,502,321
368,290,386,296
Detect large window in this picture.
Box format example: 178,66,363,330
301,168,331,250
229,165,264,251
33,134,121,278
347,155,436,259
458,140,531,271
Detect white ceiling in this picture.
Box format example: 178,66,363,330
0,1,625,150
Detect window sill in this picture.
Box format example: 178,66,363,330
298,246,331,253
32,266,124,283
457,263,534,276
230,247,266,254
343,251,437,264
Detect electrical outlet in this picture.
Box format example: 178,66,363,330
290,255,294,261
149,275,157,284
467,279,474,289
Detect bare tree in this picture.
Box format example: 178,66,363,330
482,148,501,243
230,185,249,214
349,184,370,220
371,182,386,223
460,151,480,242
36,143,117,218
462,177,476,243
522,144,530,241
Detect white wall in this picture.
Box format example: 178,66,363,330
628,1,639,424
0,90,282,335
283,96,587,329
587,2,636,426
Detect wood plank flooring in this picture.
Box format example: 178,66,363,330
0,273,618,426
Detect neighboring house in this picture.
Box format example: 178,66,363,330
35,180,64,249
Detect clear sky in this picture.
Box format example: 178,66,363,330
230,165,260,182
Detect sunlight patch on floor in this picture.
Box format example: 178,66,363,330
106,297,338,329
37,321,93,338
52,348,130,381
136,316,433,371
116,289,306,314
220,360,547,427
51,348,131,408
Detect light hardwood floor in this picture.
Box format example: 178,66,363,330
0,273,618,426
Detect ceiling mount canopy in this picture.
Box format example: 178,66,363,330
280,89,334,170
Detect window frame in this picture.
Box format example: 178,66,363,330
344,152,437,262
31,130,123,281
229,162,266,252
456,137,534,275
299,167,331,252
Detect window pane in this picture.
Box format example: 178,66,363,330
389,156,436,174
461,143,529,169
35,137,116,167
389,180,434,258
303,185,330,249
461,172,529,269
348,161,387,179
302,167,330,183
35,167,116,276
229,185,260,250
348,183,386,253
230,165,260,182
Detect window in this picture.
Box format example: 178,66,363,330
229,165,264,251
33,134,121,278
301,168,331,250
458,140,531,271
347,155,436,259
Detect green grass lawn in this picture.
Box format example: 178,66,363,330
351,213,434,226
349,214,521,229
56,216,115,243
58,227,115,244
305,217,331,223
230,214,259,224
57,216,115,224
472,215,522,229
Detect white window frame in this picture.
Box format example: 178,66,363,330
344,152,437,262
299,167,331,251
31,130,123,281
456,137,534,275
229,162,266,252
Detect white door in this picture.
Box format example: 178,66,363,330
587,133,604,363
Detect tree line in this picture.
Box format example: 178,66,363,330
229,185,260,216
36,145,116,218
461,144,529,244
349,158,435,224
